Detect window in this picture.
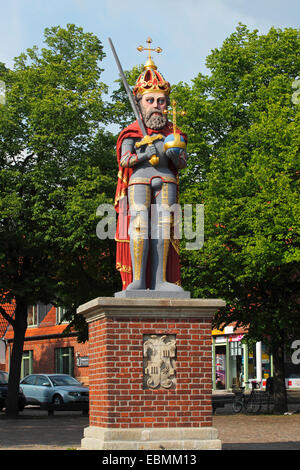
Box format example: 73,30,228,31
35,376,50,386
37,303,52,323
27,303,52,326
229,341,242,356
215,345,226,389
55,347,74,376
27,305,38,326
56,307,68,324
229,341,243,388
21,374,36,385
21,350,33,378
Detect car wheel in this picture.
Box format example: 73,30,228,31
53,394,63,406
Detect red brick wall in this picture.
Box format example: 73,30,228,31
3,305,90,385
5,336,89,385
88,316,213,428
22,337,89,383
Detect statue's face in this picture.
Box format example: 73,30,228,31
141,92,167,112
140,92,168,130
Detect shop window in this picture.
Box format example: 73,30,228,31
248,346,256,380
55,347,74,376
215,345,226,389
21,350,33,378
261,343,271,379
229,341,243,388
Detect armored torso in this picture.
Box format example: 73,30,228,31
120,136,179,186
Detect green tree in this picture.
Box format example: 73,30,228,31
175,25,300,413
109,64,143,130
0,24,118,417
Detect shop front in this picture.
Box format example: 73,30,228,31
212,326,273,390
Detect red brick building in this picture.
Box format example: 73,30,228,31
0,302,13,371
1,303,89,385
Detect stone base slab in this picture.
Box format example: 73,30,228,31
114,289,191,299
81,426,222,450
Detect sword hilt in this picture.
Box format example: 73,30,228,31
135,134,163,166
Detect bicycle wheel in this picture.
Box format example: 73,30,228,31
245,393,261,413
232,396,243,413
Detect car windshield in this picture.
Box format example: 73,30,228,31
0,372,8,384
49,375,81,386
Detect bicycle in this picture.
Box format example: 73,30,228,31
232,381,262,414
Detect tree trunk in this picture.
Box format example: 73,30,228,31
5,299,27,418
272,342,288,414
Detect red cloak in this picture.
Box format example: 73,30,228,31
114,120,187,290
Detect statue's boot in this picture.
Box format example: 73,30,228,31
126,212,149,290
150,238,184,292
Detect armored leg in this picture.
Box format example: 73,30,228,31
150,180,184,292
127,184,150,290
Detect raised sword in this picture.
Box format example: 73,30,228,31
108,37,162,166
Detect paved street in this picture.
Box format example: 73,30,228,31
0,409,88,450
1,404,300,450
215,411,300,450
213,390,300,449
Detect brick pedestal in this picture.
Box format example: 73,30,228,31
77,297,225,450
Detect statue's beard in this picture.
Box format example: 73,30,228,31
140,106,167,130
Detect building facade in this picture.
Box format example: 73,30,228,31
1,303,89,385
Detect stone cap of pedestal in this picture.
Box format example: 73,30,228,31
77,297,226,323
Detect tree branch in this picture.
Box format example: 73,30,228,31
0,304,15,328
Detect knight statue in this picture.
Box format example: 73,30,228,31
112,38,189,296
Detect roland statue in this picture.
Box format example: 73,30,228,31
111,37,189,297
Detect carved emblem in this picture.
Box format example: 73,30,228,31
143,334,176,389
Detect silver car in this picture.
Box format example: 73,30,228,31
20,374,89,411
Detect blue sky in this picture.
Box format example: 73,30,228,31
1,0,299,94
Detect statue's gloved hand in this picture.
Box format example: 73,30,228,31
165,148,179,159
144,144,157,160
165,148,187,169
134,142,158,164
136,143,157,163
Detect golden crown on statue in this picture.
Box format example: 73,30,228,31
133,38,171,96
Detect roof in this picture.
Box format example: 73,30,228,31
0,301,15,338
4,304,72,341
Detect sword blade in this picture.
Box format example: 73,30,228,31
108,37,147,136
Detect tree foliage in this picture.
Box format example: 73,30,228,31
109,64,143,130
0,24,119,415
173,25,300,411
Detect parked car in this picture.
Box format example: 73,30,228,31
0,371,27,412
20,373,89,412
